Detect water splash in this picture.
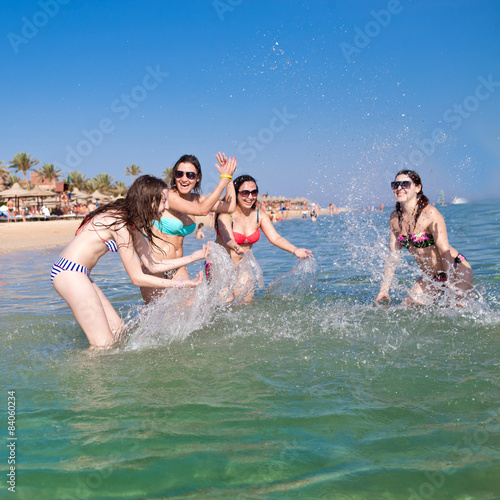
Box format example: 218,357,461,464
266,257,318,299
123,244,265,348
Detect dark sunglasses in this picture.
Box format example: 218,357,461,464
238,189,259,198
391,180,412,190
175,170,197,180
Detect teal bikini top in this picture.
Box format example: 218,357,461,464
153,217,196,237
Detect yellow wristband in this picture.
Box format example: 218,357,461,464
220,174,232,179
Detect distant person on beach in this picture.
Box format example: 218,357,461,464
310,204,318,222
6,199,16,222
195,223,205,239
375,170,473,306
140,153,237,304
213,174,312,302
51,175,207,349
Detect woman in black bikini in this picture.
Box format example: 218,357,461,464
375,170,473,306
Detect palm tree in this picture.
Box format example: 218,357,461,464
112,180,127,197
163,167,174,185
90,173,114,195
36,163,61,183
0,162,9,186
9,152,40,183
68,170,89,191
8,174,21,186
125,164,143,184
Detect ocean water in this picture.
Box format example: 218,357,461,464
1,201,499,500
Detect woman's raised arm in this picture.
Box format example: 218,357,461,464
168,156,238,216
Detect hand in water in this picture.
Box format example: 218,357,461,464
294,248,313,259
182,271,204,288
375,292,390,304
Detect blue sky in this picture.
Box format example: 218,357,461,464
1,0,499,206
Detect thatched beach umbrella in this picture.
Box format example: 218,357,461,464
0,182,35,210
90,190,110,201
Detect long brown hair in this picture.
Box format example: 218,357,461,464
78,175,167,252
394,170,430,229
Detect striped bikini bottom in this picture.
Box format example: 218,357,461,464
51,256,90,284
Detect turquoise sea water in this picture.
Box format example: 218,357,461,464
1,201,499,499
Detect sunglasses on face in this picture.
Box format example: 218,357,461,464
175,170,197,180
238,189,259,198
391,181,412,190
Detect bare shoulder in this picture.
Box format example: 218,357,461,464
422,204,444,223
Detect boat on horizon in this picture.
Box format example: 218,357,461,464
451,196,469,205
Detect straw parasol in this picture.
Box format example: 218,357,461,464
0,183,35,210
0,182,33,199
90,190,111,201
71,188,92,203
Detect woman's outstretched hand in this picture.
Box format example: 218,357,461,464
215,152,237,178
294,248,313,259
181,271,204,288
191,244,209,262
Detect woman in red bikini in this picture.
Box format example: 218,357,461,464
375,170,473,306
213,175,312,301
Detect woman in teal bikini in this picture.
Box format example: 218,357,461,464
140,153,237,303
375,170,473,306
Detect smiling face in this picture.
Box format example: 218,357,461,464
237,181,259,210
392,174,421,204
174,161,200,195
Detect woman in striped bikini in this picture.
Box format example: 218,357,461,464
51,175,207,349
375,170,473,306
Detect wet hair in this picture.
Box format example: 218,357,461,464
394,170,430,229
170,154,202,193
77,175,168,252
197,223,204,229
234,174,259,210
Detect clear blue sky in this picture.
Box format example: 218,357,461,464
1,0,499,206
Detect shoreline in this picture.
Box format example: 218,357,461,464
0,209,343,255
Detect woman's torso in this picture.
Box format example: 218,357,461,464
60,213,121,270
152,192,198,259
392,206,458,275
216,208,261,262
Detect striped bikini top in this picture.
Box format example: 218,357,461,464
76,219,118,253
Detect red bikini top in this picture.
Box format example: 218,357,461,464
217,209,261,245
233,228,260,245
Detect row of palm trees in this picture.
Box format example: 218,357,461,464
0,153,174,196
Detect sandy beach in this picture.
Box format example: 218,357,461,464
0,209,337,255
0,219,83,255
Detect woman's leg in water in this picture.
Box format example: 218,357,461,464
403,276,443,306
53,271,120,348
